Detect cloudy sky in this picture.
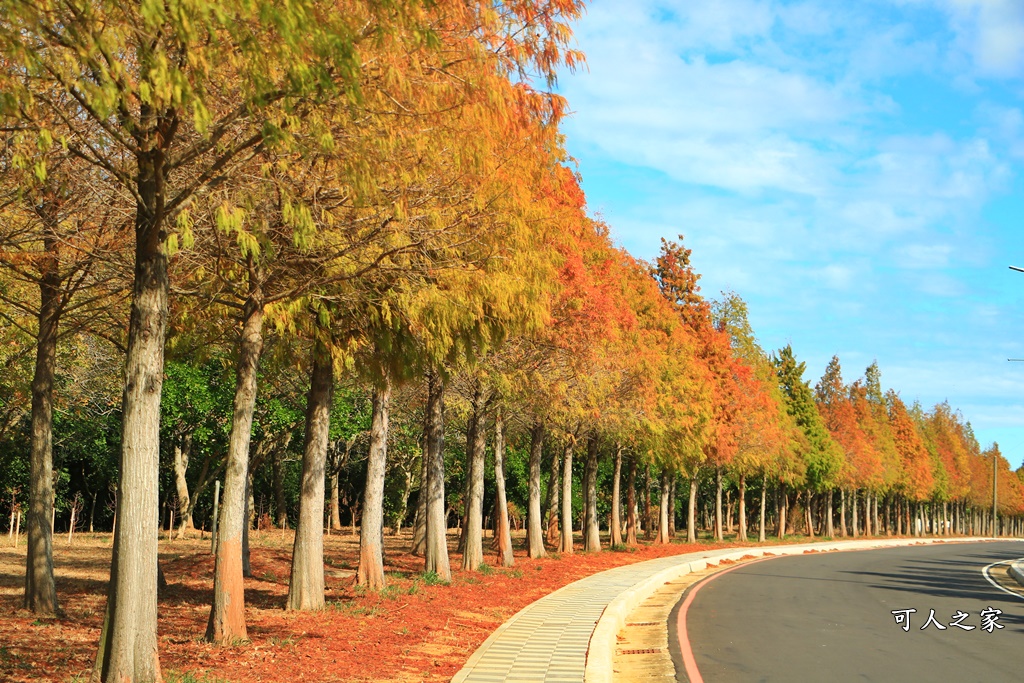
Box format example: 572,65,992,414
556,0,1024,467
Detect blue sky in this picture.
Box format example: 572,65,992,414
556,0,1024,468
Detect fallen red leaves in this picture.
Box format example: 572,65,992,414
0,531,769,682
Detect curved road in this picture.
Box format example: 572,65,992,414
681,541,1024,682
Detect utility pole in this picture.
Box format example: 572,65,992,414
1005,266,1022,534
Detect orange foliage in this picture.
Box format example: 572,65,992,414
887,392,934,501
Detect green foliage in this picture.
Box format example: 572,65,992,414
774,345,843,491
161,358,233,448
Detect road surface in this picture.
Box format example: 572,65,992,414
682,541,1024,682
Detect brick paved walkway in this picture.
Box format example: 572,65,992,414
450,550,723,683
450,537,1004,683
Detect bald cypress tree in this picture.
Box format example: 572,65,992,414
774,345,843,532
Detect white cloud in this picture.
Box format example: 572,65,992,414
942,0,1024,78
899,243,956,268
776,2,835,35
561,1,1024,464
814,263,857,290
895,0,1024,79
975,101,1024,158
566,2,1008,209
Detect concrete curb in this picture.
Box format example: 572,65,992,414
583,536,1003,683
1009,559,1024,589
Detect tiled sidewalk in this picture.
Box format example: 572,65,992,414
450,537,1005,683
450,551,720,683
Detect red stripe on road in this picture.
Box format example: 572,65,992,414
676,557,773,683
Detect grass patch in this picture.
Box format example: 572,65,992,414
327,601,383,618
0,646,31,671
477,563,494,576
421,570,449,586
166,672,231,683
267,635,296,648
379,584,404,601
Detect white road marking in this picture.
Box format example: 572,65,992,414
981,559,1024,601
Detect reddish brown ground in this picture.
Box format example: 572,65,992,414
0,529,813,683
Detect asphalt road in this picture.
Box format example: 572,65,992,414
682,541,1024,682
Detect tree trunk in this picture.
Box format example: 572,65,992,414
610,445,623,547
758,478,766,543
714,466,723,541
560,439,574,554
826,489,834,538
805,491,814,539
461,384,487,570
92,147,167,683
329,469,343,532
840,489,847,537
885,497,893,536
356,376,391,590
177,450,221,539
456,413,475,556
725,490,733,534
493,409,513,567
457,392,478,555
68,502,78,546
287,337,333,609
657,468,671,544
409,439,428,555
24,216,61,617
242,472,253,578
852,489,859,538
391,463,413,536
583,434,601,552
207,281,264,641
643,464,652,540
545,445,561,548
874,494,881,537
896,497,903,535
668,477,677,538
868,493,876,536
526,419,546,559
778,485,787,539
272,448,287,529
423,370,450,581
686,475,698,543
626,455,638,546
172,436,195,538
737,474,747,542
